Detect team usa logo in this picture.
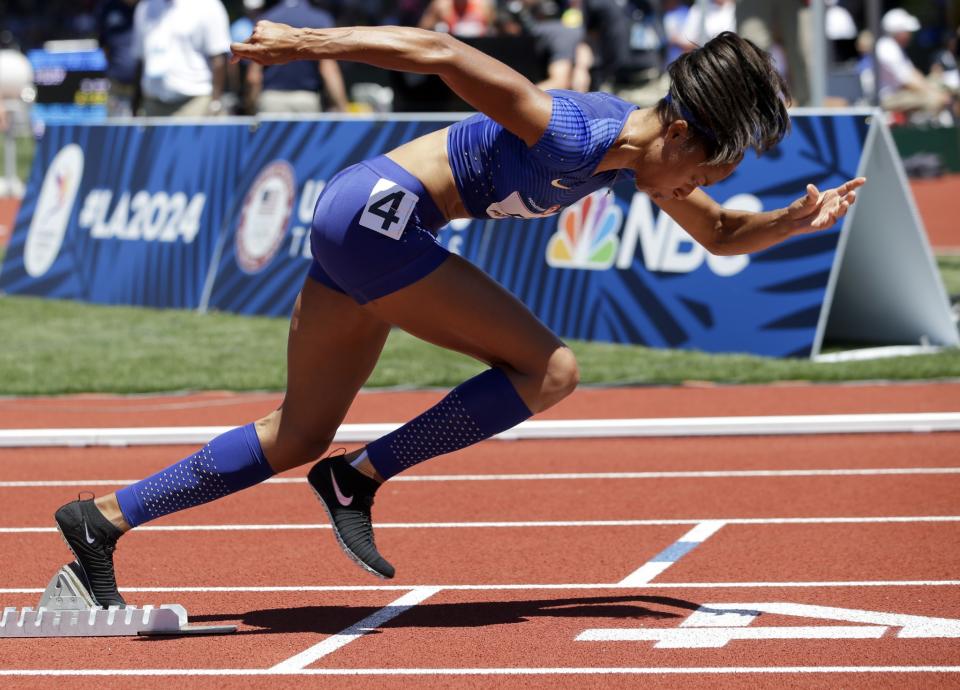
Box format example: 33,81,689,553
235,160,296,274
546,189,622,270
24,144,85,277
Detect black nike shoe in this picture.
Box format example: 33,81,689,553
307,455,395,579
53,498,126,607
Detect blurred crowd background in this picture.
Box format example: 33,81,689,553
0,1,959,184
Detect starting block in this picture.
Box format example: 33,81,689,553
0,563,237,638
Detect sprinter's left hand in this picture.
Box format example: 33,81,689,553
786,177,866,231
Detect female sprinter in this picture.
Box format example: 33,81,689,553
54,24,864,604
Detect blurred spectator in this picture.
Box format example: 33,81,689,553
231,0,263,44
396,1,430,26
96,0,139,117
0,43,33,130
330,0,388,25
662,0,690,66
0,41,32,100
0,44,31,197
681,0,735,47
737,0,809,106
2,1,100,49
538,20,593,92
582,0,633,91
229,0,265,114
418,0,495,37
131,0,231,117
507,1,593,92
825,0,858,64
72,2,99,37
246,0,349,113
876,8,951,122
929,28,959,101
856,28,875,97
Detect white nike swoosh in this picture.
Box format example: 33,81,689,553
83,518,95,544
330,468,354,507
551,179,572,190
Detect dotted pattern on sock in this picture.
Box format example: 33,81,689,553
137,446,231,521
388,391,484,470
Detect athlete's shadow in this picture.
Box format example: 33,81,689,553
179,595,709,637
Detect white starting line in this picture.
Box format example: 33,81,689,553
3,578,960,677
0,412,958,447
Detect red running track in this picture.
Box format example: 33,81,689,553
912,174,960,250
0,380,957,427
0,383,958,688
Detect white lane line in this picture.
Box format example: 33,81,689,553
4,581,959,596
5,515,960,534
619,520,727,586
680,520,728,542
1,412,958,447
5,467,960,488
270,587,440,672
579,626,890,644
0,666,958,676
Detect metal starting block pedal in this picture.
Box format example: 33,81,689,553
0,563,237,638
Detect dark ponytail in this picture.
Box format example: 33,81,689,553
657,32,791,164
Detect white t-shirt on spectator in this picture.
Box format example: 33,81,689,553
681,1,736,46
132,0,231,102
875,35,918,98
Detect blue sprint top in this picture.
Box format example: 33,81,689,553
447,90,638,220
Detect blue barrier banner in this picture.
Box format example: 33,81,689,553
0,112,871,357
205,118,454,317
0,122,248,308
445,113,870,357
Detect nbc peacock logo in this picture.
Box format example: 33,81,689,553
546,189,622,270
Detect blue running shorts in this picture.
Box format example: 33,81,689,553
309,155,451,304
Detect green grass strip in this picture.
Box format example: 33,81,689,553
0,294,957,396
938,255,960,297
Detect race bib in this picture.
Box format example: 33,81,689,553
358,178,419,240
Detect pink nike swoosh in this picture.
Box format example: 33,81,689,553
330,468,353,507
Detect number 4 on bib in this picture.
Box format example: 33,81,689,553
359,178,419,240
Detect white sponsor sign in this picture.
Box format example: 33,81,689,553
24,144,84,277
578,602,960,648
78,190,207,243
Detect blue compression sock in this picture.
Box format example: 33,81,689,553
115,423,274,528
366,368,532,480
